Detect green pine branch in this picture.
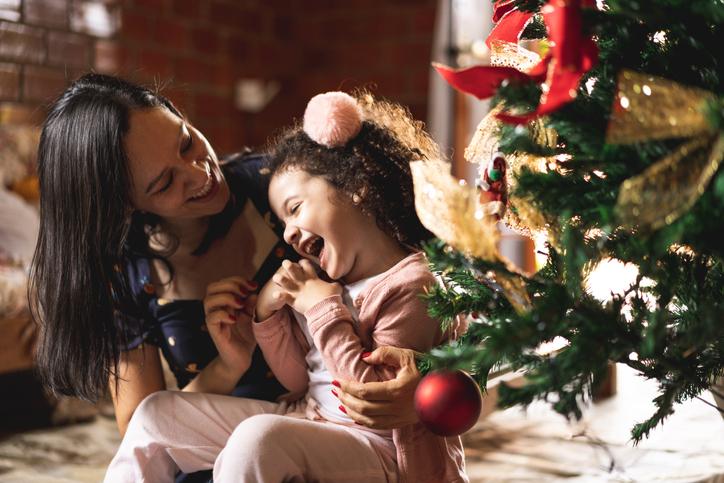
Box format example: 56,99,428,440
424,0,723,441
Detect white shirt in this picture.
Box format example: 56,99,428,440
291,276,372,424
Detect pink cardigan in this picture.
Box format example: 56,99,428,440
253,252,468,483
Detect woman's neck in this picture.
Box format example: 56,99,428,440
151,216,211,255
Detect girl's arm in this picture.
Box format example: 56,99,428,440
251,270,310,393
253,307,309,393
305,279,442,383
109,343,165,436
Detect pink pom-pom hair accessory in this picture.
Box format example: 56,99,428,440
303,91,363,148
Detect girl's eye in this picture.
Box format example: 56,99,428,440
290,203,301,214
158,174,174,193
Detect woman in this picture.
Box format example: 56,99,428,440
30,74,420,479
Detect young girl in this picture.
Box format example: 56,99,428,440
104,92,468,483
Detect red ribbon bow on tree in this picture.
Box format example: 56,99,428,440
434,0,598,124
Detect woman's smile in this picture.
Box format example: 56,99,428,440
188,163,220,203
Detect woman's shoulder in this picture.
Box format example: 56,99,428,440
117,254,151,294
221,150,273,212
221,150,269,186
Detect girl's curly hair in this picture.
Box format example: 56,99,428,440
266,92,440,249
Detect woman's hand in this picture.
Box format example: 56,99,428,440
203,277,258,373
334,346,421,429
272,259,342,315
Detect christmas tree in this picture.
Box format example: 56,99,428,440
415,0,724,441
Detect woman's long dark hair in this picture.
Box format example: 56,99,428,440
30,74,184,401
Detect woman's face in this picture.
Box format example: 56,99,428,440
124,107,230,221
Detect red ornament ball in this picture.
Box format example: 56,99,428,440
414,369,482,436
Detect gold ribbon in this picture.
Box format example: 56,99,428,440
489,39,543,73
606,70,722,230
411,159,500,262
494,272,532,314
409,42,557,314
410,159,533,314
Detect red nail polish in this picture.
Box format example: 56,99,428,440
250,280,259,288
332,380,341,388
331,389,338,398
338,405,347,414
361,352,371,359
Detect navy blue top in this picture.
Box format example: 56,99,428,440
116,152,298,400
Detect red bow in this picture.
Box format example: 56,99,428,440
434,0,598,124
487,0,534,48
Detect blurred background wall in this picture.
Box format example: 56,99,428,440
0,0,437,153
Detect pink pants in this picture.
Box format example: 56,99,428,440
104,391,398,482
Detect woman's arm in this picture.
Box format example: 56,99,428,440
182,354,250,395
109,344,165,436
109,343,248,436
334,346,421,430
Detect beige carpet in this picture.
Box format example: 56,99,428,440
0,415,118,483
0,365,722,482
462,365,724,482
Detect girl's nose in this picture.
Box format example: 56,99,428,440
284,224,300,246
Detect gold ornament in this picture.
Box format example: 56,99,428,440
465,104,558,239
508,194,551,234
606,70,722,230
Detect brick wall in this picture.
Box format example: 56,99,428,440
0,0,437,153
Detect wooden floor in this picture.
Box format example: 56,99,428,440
0,364,722,482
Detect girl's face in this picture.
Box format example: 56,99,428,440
269,168,397,283
125,107,230,221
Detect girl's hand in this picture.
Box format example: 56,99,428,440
255,273,289,321
333,346,421,429
273,259,342,314
203,277,258,372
